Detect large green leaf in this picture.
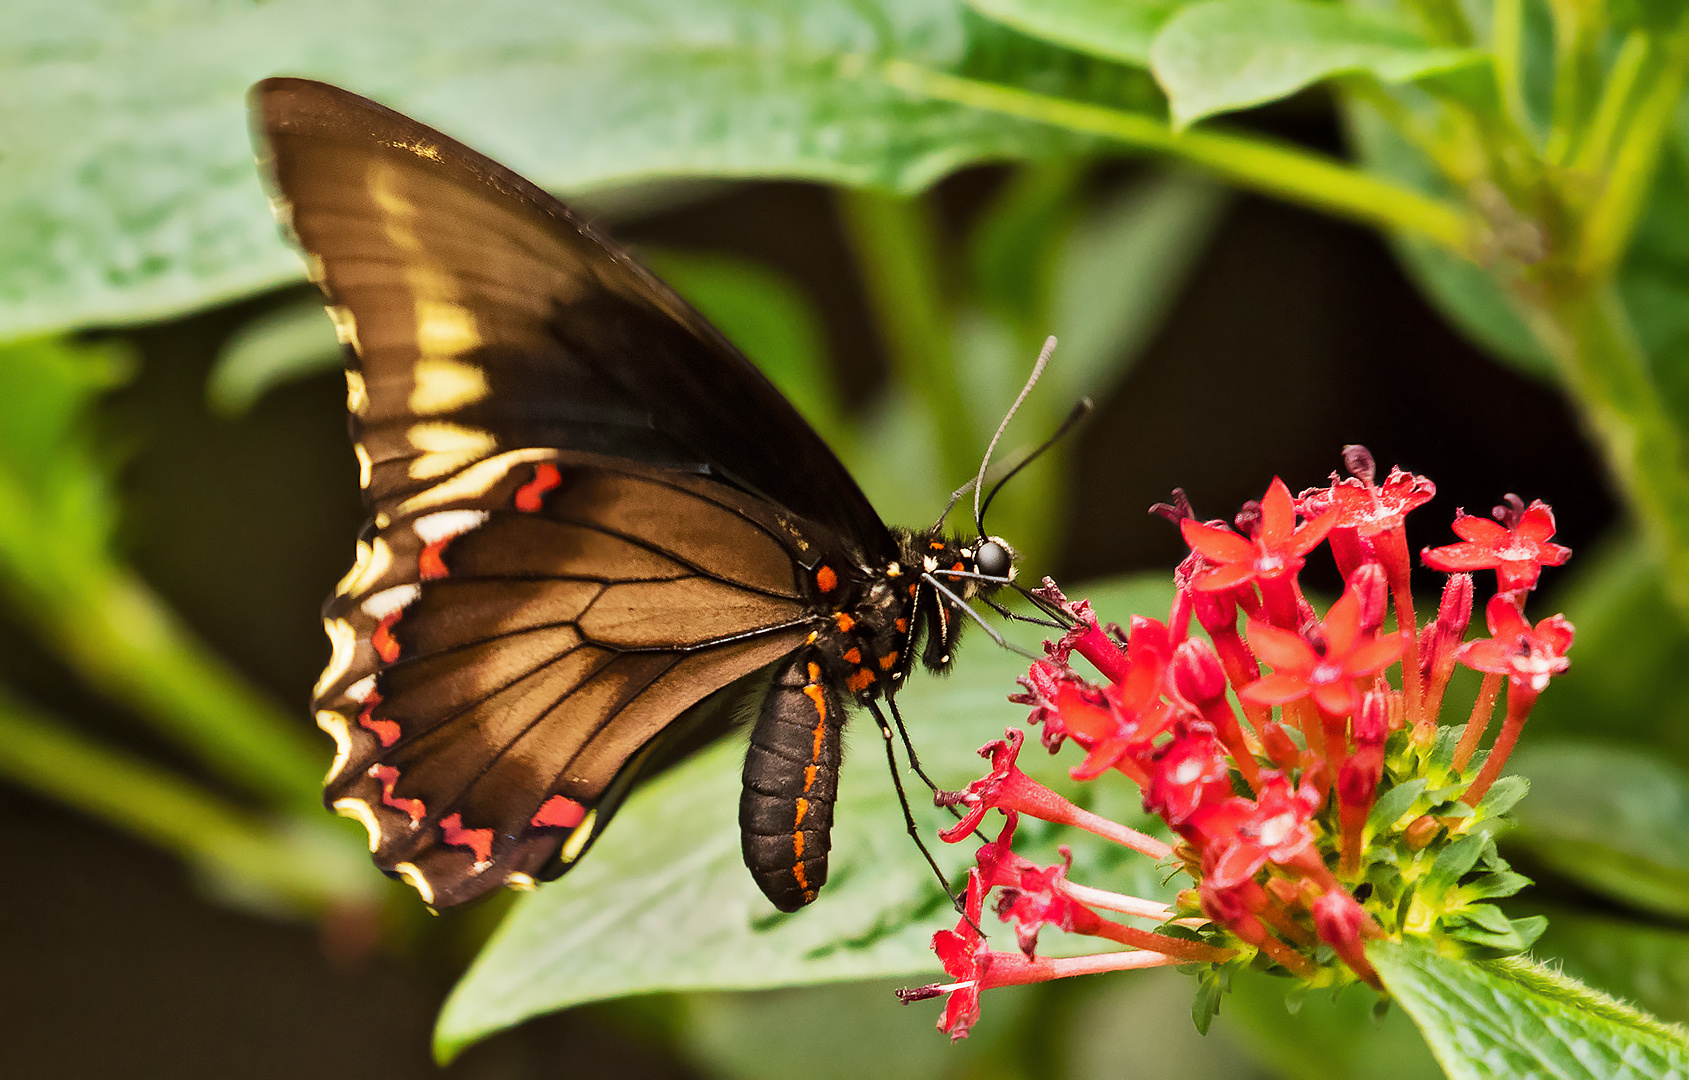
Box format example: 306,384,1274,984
1,0,1104,341
1508,741,1689,919
965,0,1190,67
1149,0,1480,129
435,577,1178,1060
1372,938,1689,1080
1531,906,1689,1024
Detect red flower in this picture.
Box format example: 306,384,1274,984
1239,583,1408,718
1140,721,1232,827
1187,772,1320,887
1296,463,1435,537
1421,499,1571,592
1456,594,1574,692
993,849,1095,956
1181,478,1336,593
935,729,1090,842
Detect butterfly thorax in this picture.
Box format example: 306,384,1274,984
796,527,1013,707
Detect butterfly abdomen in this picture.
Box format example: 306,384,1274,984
740,651,845,912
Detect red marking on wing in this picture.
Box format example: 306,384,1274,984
418,539,450,580
371,764,426,823
531,794,587,828
357,691,400,747
515,463,562,512
440,812,494,864
372,612,402,663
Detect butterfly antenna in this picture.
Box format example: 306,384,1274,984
932,476,979,532
973,336,1059,538
976,397,1093,536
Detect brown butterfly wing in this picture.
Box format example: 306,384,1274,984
251,78,874,906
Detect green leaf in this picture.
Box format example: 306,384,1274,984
0,338,324,809
434,576,1176,1061
207,294,341,416
1367,777,1428,839
965,0,1190,67
1226,968,1444,1080
1531,904,1689,1024
1508,741,1689,919
1,0,1101,341
1149,0,1481,129
1371,938,1689,1080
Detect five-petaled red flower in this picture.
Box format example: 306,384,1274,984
1421,500,1571,592
1456,594,1574,691
1181,478,1336,593
1239,583,1408,718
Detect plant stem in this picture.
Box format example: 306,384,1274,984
835,188,977,487
36,564,325,812
0,689,367,912
882,62,1471,254
1577,23,1689,277
1523,280,1689,622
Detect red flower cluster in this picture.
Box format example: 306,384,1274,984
904,448,1574,1038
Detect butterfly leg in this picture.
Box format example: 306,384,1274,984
740,651,843,912
865,698,956,901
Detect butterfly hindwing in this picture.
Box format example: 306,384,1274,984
312,452,817,905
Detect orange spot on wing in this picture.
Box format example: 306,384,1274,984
418,539,450,579
833,612,855,632
842,647,861,665
440,812,493,864
371,764,426,823
531,794,587,828
816,565,838,593
895,618,908,633
879,650,899,670
515,462,561,512
372,612,402,663
358,693,400,747
846,668,876,694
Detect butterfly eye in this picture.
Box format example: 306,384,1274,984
975,539,1012,580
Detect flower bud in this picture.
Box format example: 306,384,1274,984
1172,638,1227,704
1348,563,1389,633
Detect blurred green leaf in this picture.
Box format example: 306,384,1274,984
1226,969,1443,1080
0,338,323,809
1045,168,1228,404
1508,741,1689,920
435,576,1177,1061
1531,906,1689,1024
1,0,1113,341
1150,0,1481,129
965,0,1189,67
1372,938,1689,1080
207,294,341,416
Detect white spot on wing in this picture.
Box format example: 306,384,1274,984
505,872,537,891
354,443,373,488
394,861,435,905
334,797,383,852
316,710,353,784
344,368,368,415
338,537,393,599
361,584,420,620
410,356,488,415
328,306,361,353
346,674,378,703
414,508,488,545
316,618,358,698
394,448,561,517
560,809,598,864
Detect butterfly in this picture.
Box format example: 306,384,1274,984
251,78,1015,913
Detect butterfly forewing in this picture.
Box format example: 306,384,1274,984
254,78,892,558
